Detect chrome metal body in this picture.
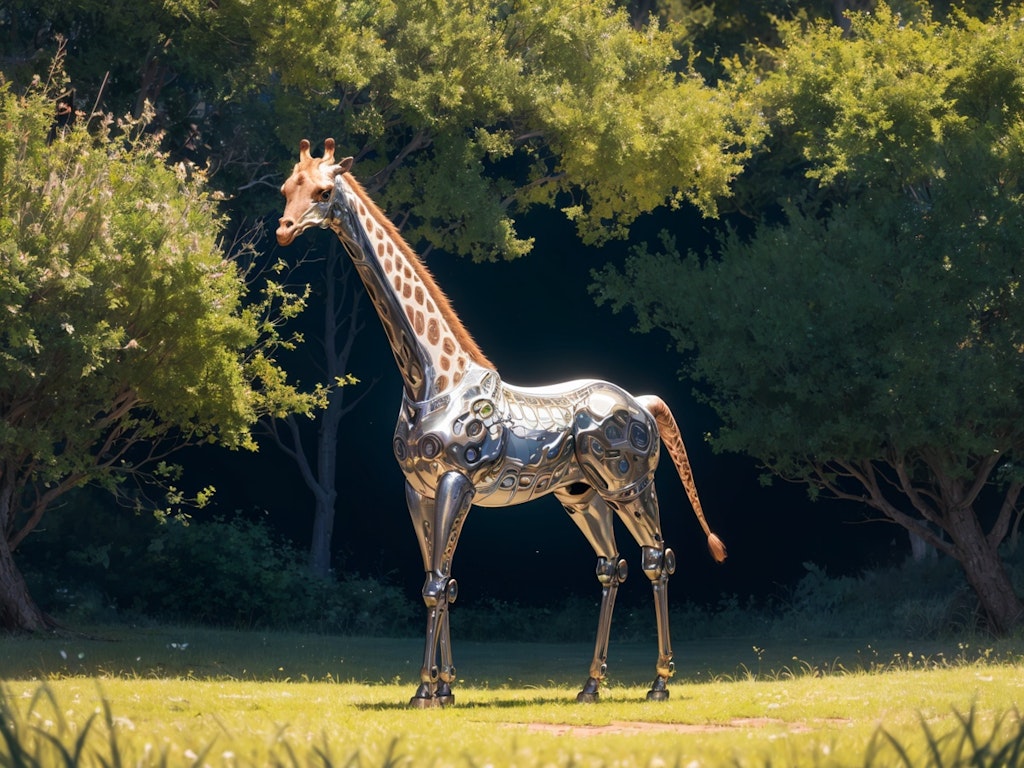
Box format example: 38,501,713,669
276,140,726,707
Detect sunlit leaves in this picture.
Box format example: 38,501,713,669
252,0,745,259
594,3,1024,481
0,75,317,530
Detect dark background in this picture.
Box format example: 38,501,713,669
190,205,903,612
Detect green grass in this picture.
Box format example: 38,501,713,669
1,625,1023,766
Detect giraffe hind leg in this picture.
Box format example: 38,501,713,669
556,484,624,703
612,480,676,701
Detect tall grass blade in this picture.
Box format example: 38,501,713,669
917,712,948,767
380,738,404,768
875,725,917,767
32,713,98,767
0,687,37,768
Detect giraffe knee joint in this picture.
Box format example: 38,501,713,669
421,574,459,606
595,557,628,585
641,547,676,581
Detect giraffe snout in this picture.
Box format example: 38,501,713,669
276,218,297,246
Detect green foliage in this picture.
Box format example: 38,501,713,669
773,558,980,640
20,486,1013,641
260,0,749,257
602,3,1024,466
591,3,1024,631
2,0,749,260
19,490,416,635
0,67,321,558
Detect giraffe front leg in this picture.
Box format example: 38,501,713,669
407,471,474,709
433,599,456,706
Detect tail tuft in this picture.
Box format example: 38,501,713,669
707,533,727,563
639,394,728,566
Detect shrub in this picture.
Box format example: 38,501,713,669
19,489,418,635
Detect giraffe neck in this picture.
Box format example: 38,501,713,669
330,174,495,402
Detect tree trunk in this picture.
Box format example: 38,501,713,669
263,242,369,579
0,532,53,632
909,527,936,561
309,492,337,578
309,426,338,578
947,506,1023,634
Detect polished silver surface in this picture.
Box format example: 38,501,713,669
277,140,726,707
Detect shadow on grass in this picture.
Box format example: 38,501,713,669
356,694,581,711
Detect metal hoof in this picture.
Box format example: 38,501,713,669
408,683,443,709
646,677,670,702
576,677,601,703
434,681,455,707
408,694,444,709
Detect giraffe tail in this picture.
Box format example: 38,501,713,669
638,395,727,563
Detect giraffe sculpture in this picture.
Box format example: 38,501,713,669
276,139,727,707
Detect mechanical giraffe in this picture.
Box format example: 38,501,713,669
276,139,727,707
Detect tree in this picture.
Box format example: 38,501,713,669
257,241,370,578
253,0,746,258
0,69,319,631
593,5,1024,632
2,0,748,577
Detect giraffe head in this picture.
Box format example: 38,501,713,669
276,138,353,246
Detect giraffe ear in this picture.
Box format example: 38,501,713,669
334,156,354,176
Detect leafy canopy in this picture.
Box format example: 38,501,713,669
255,0,746,259
0,69,320,538
593,4,1024,481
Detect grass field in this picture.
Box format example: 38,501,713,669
1,625,1023,766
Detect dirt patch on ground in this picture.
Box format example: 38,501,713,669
523,717,849,736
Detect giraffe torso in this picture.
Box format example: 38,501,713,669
393,364,662,506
